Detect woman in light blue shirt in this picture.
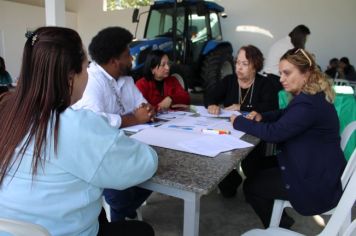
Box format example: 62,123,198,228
0,27,158,236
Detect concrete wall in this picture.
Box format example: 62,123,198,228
75,0,356,71
1,0,356,78
218,0,356,71
0,0,77,80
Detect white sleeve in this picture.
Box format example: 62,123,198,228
90,131,158,189
72,75,122,128
54,109,158,189
127,77,148,108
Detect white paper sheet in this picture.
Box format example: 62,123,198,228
121,121,165,133
130,126,253,157
159,116,245,139
156,110,195,120
192,105,242,118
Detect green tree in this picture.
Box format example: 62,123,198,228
105,0,151,10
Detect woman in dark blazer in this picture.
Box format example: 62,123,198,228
231,48,346,228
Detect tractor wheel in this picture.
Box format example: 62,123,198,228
170,65,191,91
200,46,234,90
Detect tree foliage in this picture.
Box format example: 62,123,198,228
106,0,151,10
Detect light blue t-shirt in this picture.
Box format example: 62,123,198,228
0,108,158,236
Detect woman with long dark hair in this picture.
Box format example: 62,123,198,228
0,26,157,236
136,49,190,111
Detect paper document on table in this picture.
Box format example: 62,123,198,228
122,121,165,133
130,127,253,157
158,116,245,139
177,135,253,157
192,105,241,118
156,110,195,120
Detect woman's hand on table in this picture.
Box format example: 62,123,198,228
246,111,262,122
158,96,173,111
207,105,220,115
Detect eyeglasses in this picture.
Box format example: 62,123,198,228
294,48,312,67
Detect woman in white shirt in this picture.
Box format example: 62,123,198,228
0,26,158,236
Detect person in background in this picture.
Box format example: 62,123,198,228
0,56,13,94
204,45,278,198
325,58,339,79
338,57,356,81
264,25,311,91
72,26,156,224
0,26,157,236
231,48,346,229
136,49,190,111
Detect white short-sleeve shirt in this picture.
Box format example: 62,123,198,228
72,62,147,127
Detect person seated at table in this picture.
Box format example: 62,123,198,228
0,56,13,94
0,26,158,236
231,48,346,229
204,45,278,198
338,57,356,81
72,26,157,224
325,57,339,79
136,49,190,112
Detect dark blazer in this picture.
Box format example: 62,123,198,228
233,92,346,215
204,73,278,112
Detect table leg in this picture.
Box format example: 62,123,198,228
183,193,200,236
139,181,202,236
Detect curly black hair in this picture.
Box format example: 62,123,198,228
89,26,133,64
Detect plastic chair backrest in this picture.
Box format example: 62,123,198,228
343,219,356,236
341,149,356,189
318,167,356,236
340,121,356,151
243,169,356,236
334,78,350,86
0,218,50,236
266,114,356,230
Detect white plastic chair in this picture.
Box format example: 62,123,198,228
268,148,356,235
269,122,356,230
341,121,356,151
0,218,50,236
343,219,356,236
102,196,143,222
334,78,350,86
242,165,356,236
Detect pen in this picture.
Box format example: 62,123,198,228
168,125,194,130
201,128,231,135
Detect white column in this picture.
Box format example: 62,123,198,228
45,0,65,27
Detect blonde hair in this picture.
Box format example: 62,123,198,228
281,48,335,103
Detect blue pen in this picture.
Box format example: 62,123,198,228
168,125,194,130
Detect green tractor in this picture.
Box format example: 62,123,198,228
130,0,234,91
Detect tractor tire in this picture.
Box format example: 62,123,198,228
200,46,234,90
170,65,192,91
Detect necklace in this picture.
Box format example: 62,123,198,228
238,80,255,106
